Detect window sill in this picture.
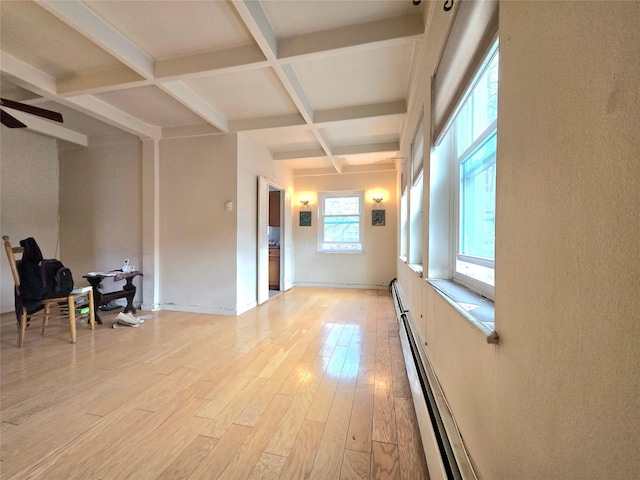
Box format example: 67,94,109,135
408,263,423,277
426,278,499,344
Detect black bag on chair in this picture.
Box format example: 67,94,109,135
40,259,74,298
17,237,45,301
16,237,74,301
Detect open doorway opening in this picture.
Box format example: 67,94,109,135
257,176,287,305
268,186,281,298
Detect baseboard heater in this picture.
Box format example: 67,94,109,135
390,279,477,480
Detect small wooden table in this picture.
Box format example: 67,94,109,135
83,271,142,325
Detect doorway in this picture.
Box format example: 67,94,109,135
268,187,281,297
257,176,288,305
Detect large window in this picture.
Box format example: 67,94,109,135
435,39,498,299
318,190,363,253
409,115,425,269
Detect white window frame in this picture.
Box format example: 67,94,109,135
400,186,408,261
409,115,425,270
318,190,364,253
438,39,499,300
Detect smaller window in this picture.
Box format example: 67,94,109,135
319,190,364,253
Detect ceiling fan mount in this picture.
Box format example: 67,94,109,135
0,97,63,129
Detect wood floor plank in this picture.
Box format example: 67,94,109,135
218,394,294,479
279,420,325,480
371,441,401,480
247,452,288,480
341,449,371,480
389,335,413,399
0,288,428,480
395,396,431,480
156,435,219,480
199,376,267,438
346,383,375,453
189,423,254,479
309,390,355,480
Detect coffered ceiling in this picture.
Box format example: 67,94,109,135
1,0,430,173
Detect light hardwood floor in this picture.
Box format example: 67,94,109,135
0,287,429,479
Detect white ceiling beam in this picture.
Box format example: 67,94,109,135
155,45,267,81
230,0,278,60
231,0,317,128
64,94,161,139
0,52,58,98
36,0,156,80
230,114,306,132
278,14,424,61
333,142,400,156
159,81,229,132
272,148,328,161
314,101,407,125
314,129,342,174
57,66,149,96
3,109,88,146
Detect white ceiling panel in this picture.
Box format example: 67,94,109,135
86,1,253,59
323,116,403,147
291,43,414,111
95,85,208,127
0,1,123,78
343,152,397,166
281,157,335,171
248,127,318,149
263,0,423,38
185,68,299,121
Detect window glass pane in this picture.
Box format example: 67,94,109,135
459,132,496,260
456,49,499,155
400,189,408,257
319,191,363,253
324,216,360,242
324,196,359,215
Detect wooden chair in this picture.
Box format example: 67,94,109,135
3,235,95,347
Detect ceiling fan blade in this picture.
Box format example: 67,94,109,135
1,109,28,128
0,98,63,123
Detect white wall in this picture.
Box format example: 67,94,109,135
0,129,59,313
158,134,238,314
397,2,640,479
294,169,397,289
236,134,293,313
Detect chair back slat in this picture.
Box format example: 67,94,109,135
3,235,23,293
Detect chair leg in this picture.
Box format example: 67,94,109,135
18,308,27,347
42,303,51,335
87,290,95,330
68,297,77,343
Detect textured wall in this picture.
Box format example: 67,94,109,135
0,129,59,312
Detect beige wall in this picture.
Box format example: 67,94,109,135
237,134,294,312
397,2,640,479
294,169,397,289
158,134,238,314
58,140,142,295
0,129,59,312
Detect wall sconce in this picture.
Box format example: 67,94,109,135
300,197,310,207
372,194,384,204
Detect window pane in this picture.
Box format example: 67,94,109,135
324,216,360,243
459,132,496,260
324,196,360,215
456,49,499,155
319,191,363,252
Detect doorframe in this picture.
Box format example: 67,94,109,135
257,176,286,305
